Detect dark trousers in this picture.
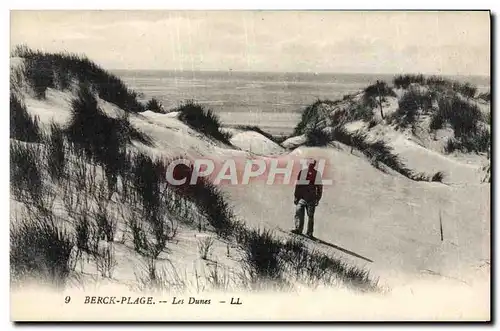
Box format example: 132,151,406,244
294,199,316,235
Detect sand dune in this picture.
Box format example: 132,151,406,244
9,57,490,320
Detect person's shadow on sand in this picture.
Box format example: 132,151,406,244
301,234,374,263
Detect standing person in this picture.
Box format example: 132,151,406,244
292,159,323,237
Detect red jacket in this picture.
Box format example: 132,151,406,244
294,166,323,203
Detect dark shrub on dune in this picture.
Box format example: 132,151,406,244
425,75,451,89
240,228,284,283
364,81,397,99
393,74,426,89
456,82,477,100
66,84,127,158
301,123,435,182
304,126,331,147
393,74,479,101
293,100,325,136
236,227,377,291
176,100,231,145
318,126,439,182
45,122,67,182
10,216,74,288
123,152,177,258
12,44,144,112
65,83,151,189
10,94,41,143
175,175,236,238
10,142,44,203
478,91,491,103
146,98,166,114
130,152,165,213
431,171,445,183
363,81,396,119
425,90,489,154
394,88,435,126
444,128,490,154
430,96,482,137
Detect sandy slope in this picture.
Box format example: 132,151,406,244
228,129,285,156
10,85,249,291
130,101,490,291
343,120,487,185
223,146,490,288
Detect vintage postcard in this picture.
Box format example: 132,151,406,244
9,10,491,321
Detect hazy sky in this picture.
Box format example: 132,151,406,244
10,10,490,76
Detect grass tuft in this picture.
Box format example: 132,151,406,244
11,215,75,288
12,44,145,112
146,98,165,113
10,93,41,143
45,122,67,182
304,126,331,147
176,100,232,145
394,88,435,127
10,142,44,203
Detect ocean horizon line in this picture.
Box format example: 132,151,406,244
111,68,490,80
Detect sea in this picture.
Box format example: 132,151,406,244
114,70,490,137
